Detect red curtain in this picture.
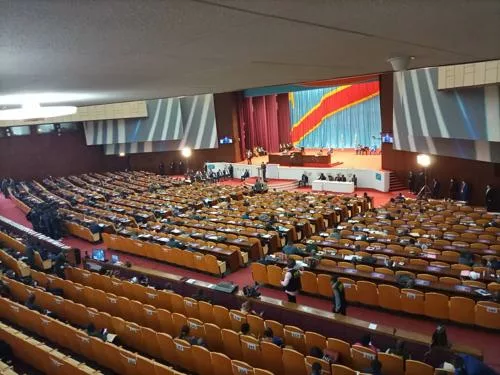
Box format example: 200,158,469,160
237,93,291,156
277,93,291,145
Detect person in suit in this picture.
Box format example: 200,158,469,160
448,178,458,200
459,180,470,201
261,162,267,182
485,184,496,212
351,174,358,187
319,173,327,181
408,171,415,193
431,178,441,199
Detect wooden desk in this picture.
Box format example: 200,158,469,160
269,153,332,166
314,250,497,281
84,259,482,362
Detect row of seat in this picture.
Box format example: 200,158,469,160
4,274,359,375
0,232,53,271
0,320,101,375
280,255,499,290
0,249,30,278
251,263,500,329
64,221,101,243
0,296,184,375
102,232,227,276
58,268,439,375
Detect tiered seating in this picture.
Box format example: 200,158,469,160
102,232,227,276
2,272,275,375
0,230,52,271
0,320,102,374
48,267,440,375
0,295,183,375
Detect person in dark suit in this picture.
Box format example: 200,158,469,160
448,178,458,200
319,173,327,181
431,178,440,199
459,180,470,201
261,162,267,182
485,185,496,212
408,171,415,193
158,162,165,175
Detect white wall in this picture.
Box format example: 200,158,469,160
207,162,390,192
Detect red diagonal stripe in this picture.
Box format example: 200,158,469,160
291,81,379,143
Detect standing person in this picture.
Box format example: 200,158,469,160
228,164,234,179
281,258,302,303
53,250,69,279
246,149,253,165
331,275,347,315
459,180,470,201
431,178,440,199
485,184,495,212
448,178,458,200
159,162,165,175
408,171,415,193
261,162,267,182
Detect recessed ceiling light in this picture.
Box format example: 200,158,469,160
0,93,95,106
0,103,77,121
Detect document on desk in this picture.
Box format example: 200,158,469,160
368,323,377,330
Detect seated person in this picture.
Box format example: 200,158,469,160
0,281,11,298
44,279,64,297
241,211,251,220
282,239,300,256
386,339,410,360
239,323,256,338
178,325,205,346
298,173,309,187
328,175,334,181
241,169,250,181
241,300,263,316
311,362,322,375
341,175,347,182
329,229,341,240
316,149,323,156
449,354,496,375
24,294,44,314
261,327,283,347
309,346,334,363
86,323,106,341
363,359,383,375
253,178,268,193
327,148,334,156
354,334,379,353
319,173,327,181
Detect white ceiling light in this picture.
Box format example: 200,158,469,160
0,93,96,106
0,102,77,121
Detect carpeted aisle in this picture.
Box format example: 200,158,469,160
0,193,498,371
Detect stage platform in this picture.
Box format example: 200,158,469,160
240,149,381,170
209,149,389,192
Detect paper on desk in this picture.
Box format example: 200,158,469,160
186,279,196,284
368,323,377,330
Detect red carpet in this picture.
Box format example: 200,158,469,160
0,194,498,370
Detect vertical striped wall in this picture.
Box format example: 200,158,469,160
84,94,218,154
393,68,500,144
393,67,500,162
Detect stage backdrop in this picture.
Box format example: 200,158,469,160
289,81,381,148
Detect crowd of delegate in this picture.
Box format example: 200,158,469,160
0,170,499,374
